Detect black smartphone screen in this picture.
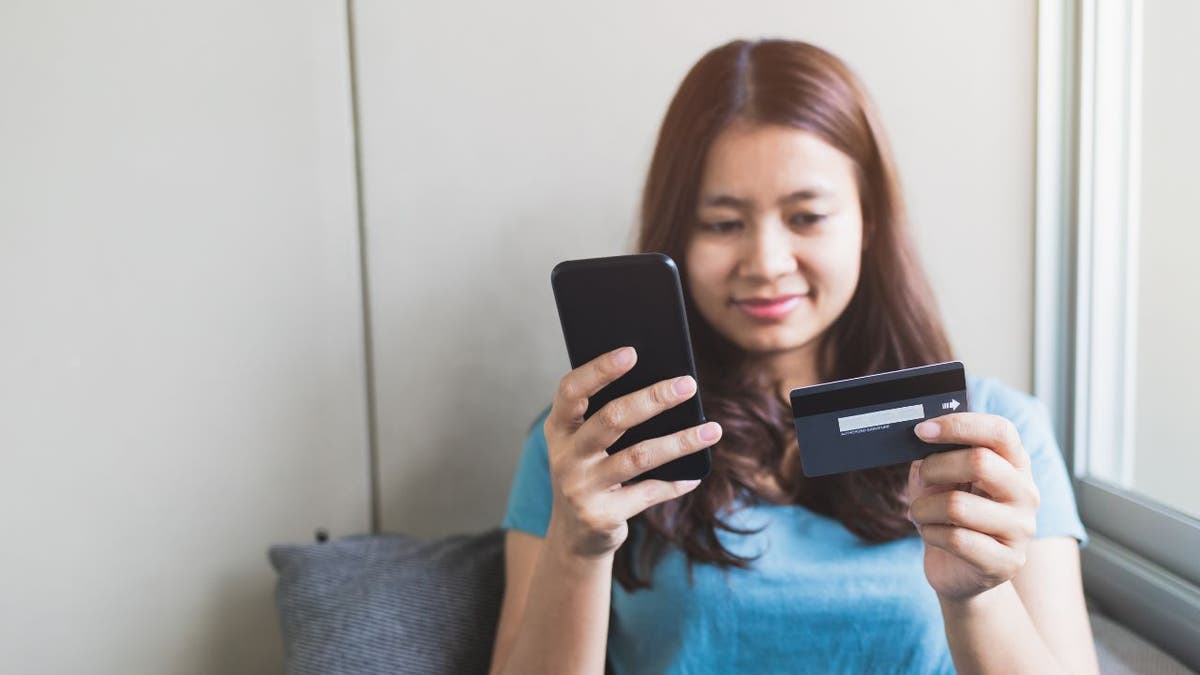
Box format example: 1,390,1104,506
550,253,711,482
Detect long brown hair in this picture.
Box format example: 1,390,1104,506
615,39,955,591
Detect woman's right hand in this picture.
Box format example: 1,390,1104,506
542,345,722,561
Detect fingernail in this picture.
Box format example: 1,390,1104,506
678,479,702,490
911,459,926,487
914,421,939,440
699,421,721,441
613,347,634,367
672,375,695,396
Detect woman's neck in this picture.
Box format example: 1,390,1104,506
741,341,822,504
762,341,822,402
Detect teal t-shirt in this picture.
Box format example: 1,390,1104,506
501,375,1087,674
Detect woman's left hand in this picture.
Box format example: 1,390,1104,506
906,412,1041,602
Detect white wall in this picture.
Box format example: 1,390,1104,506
353,0,1040,536
1133,0,1200,519
0,1,369,672
0,1,1049,669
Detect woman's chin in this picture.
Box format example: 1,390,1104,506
730,323,820,355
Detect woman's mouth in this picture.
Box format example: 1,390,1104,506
732,293,809,321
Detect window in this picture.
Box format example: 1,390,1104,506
1036,0,1200,668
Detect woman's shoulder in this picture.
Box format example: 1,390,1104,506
965,373,1087,543
502,403,555,537
518,404,553,464
964,373,1064,472
966,373,1049,423
523,404,552,449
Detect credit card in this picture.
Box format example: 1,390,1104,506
789,361,970,477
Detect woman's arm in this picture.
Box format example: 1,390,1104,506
938,538,1098,674
907,413,1099,674
489,525,615,675
489,346,717,675
1010,538,1099,672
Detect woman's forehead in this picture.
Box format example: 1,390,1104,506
699,123,856,203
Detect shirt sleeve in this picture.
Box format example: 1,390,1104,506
970,376,1089,547
501,405,555,538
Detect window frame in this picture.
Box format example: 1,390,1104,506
1035,0,1200,668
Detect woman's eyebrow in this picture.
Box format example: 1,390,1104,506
700,188,831,209
699,194,748,209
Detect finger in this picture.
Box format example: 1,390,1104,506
909,490,1036,544
919,524,1026,583
607,477,703,521
906,459,963,506
549,346,637,429
915,412,1029,470
575,373,699,456
592,421,722,487
916,447,1036,505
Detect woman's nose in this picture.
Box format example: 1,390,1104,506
739,219,798,281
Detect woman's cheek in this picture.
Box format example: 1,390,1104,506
805,244,860,309
826,236,863,304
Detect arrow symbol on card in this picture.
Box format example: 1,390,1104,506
941,399,960,411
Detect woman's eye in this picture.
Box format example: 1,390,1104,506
702,220,742,234
790,212,827,227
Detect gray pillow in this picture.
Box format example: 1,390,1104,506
269,529,1196,675
268,528,505,675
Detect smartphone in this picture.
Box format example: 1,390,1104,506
550,253,712,482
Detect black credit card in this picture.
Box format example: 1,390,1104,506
789,361,970,477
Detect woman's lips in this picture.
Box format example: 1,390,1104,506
732,294,808,321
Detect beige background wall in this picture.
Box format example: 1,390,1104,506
354,0,1040,536
0,1,370,673
1,0,1043,672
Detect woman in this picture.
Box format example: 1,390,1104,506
489,39,1098,674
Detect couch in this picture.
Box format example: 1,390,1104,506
268,529,1196,675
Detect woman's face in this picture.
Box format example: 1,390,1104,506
685,122,864,358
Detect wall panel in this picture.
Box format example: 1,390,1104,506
353,0,1039,535
0,1,369,672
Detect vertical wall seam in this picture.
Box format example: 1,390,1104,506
345,0,382,533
